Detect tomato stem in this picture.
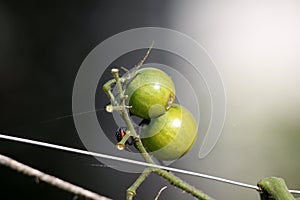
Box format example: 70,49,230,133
127,168,152,200
258,177,295,200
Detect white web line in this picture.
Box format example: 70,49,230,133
0,133,299,194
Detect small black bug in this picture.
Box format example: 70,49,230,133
115,128,133,145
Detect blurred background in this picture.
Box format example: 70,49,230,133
0,0,300,199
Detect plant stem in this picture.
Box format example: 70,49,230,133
111,69,124,100
135,41,154,70
102,79,117,106
0,154,110,200
127,168,153,200
111,68,154,164
258,177,295,200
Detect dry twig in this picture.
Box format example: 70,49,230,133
0,154,111,200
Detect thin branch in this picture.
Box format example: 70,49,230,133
136,41,154,70
154,186,167,200
127,168,153,200
0,154,111,200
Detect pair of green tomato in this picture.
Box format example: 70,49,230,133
125,68,198,161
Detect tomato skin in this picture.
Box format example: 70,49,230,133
141,104,198,160
125,67,175,119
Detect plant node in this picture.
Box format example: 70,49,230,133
111,68,119,73
116,143,125,150
105,105,113,113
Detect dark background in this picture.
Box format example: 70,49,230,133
0,1,179,199
1,1,300,200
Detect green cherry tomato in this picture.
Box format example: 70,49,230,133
125,67,175,119
141,104,198,160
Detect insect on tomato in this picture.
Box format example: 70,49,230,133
115,128,133,145
125,67,176,119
